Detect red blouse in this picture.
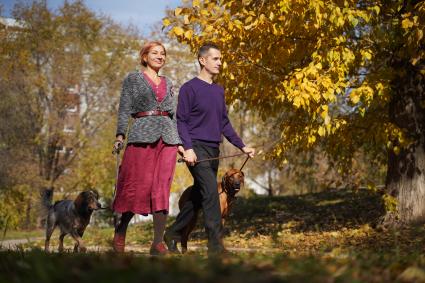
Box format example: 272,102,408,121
143,72,167,103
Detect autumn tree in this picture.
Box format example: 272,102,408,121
164,0,425,225
0,0,139,227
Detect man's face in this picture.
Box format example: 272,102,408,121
200,48,222,75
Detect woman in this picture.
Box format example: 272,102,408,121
112,41,182,255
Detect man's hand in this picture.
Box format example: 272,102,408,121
242,146,255,158
183,149,197,166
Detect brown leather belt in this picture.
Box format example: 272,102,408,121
132,110,170,118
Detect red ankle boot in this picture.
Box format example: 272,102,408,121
113,233,126,252
150,242,168,256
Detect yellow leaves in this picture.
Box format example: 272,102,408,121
272,24,279,35
163,0,407,166
292,96,303,108
184,30,193,39
172,26,184,36
192,0,200,8
318,126,326,137
200,9,210,16
337,16,345,27
162,18,171,27
174,7,183,16
360,49,372,61
204,25,214,33
184,15,190,25
375,82,387,97
417,29,424,42
350,91,360,104
411,56,420,66
320,105,328,120
402,18,414,29
371,5,380,15
233,19,243,27
382,193,397,212
347,14,359,27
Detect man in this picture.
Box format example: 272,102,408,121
164,43,255,255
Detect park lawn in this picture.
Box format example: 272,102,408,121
2,189,425,282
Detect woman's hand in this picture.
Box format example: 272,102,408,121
113,135,124,154
177,145,185,157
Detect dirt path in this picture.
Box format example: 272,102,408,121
0,237,44,249
0,238,280,254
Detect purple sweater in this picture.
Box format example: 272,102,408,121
177,77,245,150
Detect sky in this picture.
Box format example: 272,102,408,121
0,0,182,35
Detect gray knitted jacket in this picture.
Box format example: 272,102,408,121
116,71,182,145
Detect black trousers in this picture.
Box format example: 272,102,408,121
168,141,223,252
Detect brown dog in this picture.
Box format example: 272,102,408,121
44,190,101,252
178,168,244,253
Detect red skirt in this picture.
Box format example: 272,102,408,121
112,138,177,215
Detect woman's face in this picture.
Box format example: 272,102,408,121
144,45,166,70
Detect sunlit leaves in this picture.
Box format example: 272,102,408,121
163,0,425,170
174,7,183,16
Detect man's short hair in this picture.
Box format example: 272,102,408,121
198,43,220,67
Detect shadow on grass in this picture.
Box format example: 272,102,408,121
230,189,385,233
188,189,385,240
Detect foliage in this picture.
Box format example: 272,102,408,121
0,0,141,228
0,0,139,187
220,104,386,196
164,0,424,163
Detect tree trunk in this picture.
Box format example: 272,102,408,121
386,139,425,224
384,59,425,225
267,170,274,197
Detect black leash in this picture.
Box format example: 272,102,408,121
177,152,249,164
178,151,252,172
239,155,250,171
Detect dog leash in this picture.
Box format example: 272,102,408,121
177,137,283,165
111,143,124,208
239,155,250,171
177,152,249,164
178,152,252,172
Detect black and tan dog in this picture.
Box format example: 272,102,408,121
43,190,101,252
178,168,245,253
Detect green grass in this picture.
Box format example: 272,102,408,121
2,189,425,282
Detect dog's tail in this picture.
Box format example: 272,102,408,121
39,187,54,217
41,188,54,208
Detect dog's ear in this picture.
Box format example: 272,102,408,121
74,192,85,208
89,189,99,199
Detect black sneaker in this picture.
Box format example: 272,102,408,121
163,229,181,254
